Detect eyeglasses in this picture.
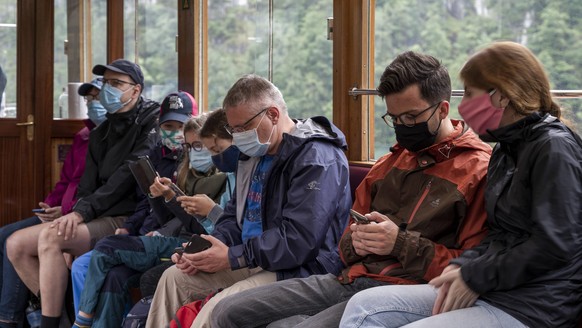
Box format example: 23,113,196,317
84,94,99,102
181,141,205,152
224,107,269,135
97,78,136,89
382,101,442,128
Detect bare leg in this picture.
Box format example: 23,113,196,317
7,223,48,294
37,222,92,317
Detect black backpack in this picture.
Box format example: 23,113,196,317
122,295,153,328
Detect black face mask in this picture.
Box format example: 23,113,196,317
394,120,441,152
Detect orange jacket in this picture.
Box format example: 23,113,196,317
339,120,491,285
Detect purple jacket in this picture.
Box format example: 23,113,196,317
43,120,94,214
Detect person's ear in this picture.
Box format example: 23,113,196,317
266,107,280,124
498,93,510,109
131,84,141,98
437,101,450,120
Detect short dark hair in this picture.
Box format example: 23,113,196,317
377,51,451,104
199,108,231,141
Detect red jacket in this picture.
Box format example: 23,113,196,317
339,120,491,285
43,120,94,214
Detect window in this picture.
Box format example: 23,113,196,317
372,0,582,159
0,0,16,118
207,0,332,118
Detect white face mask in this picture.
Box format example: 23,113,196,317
232,111,275,157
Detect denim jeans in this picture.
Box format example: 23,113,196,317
212,273,385,328
71,251,91,314
0,216,41,323
339,284,528,328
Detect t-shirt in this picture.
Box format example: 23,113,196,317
241,155,274,242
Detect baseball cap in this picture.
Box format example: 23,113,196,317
92,59,145,89
159,91,199,124
77,78,103,96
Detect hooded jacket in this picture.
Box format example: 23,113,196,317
213,116,352,280
73,97,160,222
451,113,582,328
44,119,95,215
340,120,491,285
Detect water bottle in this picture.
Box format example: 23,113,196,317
26,300,41,328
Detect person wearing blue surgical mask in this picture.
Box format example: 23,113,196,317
178,108,237,221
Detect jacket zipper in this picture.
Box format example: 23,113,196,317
407,179,432,224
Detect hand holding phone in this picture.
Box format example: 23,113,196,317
350,209,370,224
174,246,184,256
32,208,46,214
184,234,212,254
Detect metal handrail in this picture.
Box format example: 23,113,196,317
349,88,582,99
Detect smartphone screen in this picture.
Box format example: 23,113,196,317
184,234,212,253
350,209,370,224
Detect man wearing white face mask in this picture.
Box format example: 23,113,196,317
7,59,160,328
146,74,352,327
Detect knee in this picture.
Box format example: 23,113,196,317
6,230,29,262
37,225,62,255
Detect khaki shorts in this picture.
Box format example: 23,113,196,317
86,215,127,248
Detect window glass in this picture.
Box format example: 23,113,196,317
373,0,582,159
207,0,332,119
53,0,107,119
124,0,178,102
272,0,332,119
54,0,68,118
0,0,17,118
207,0,269,110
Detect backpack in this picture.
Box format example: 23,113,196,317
122,295,153,328
169,289,221,328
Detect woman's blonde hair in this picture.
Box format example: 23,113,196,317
460,41,562,119
176,114,208,189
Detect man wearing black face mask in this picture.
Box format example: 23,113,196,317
211,51,493,328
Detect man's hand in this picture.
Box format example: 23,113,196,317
350,211,398,256
172,245,198,275
181,235,229,273
177,194,215,217
429,266,478,314
49,212,83,241
36,202,62,222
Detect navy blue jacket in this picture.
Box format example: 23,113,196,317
213,116,352,280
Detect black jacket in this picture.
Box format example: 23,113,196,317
73,97,160,221
451,113,582,327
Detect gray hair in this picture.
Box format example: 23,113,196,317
222,74,287,115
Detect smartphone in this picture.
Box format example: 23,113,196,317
173,246,184,256
184,234,212,254
32,208,46,214
350,209,370,224
169,183,186,197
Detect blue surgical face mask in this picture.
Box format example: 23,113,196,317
211,145,240,173
100,83,134,114
87,100,107,126
189,148,213,173
159,129,184,151
232,113,275,157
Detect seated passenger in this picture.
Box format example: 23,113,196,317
145,74,352,328
70,91,198,314
7,59,160,327
0,78,104,328
72,109,235,328
211,51,492,328
340,42,582,328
